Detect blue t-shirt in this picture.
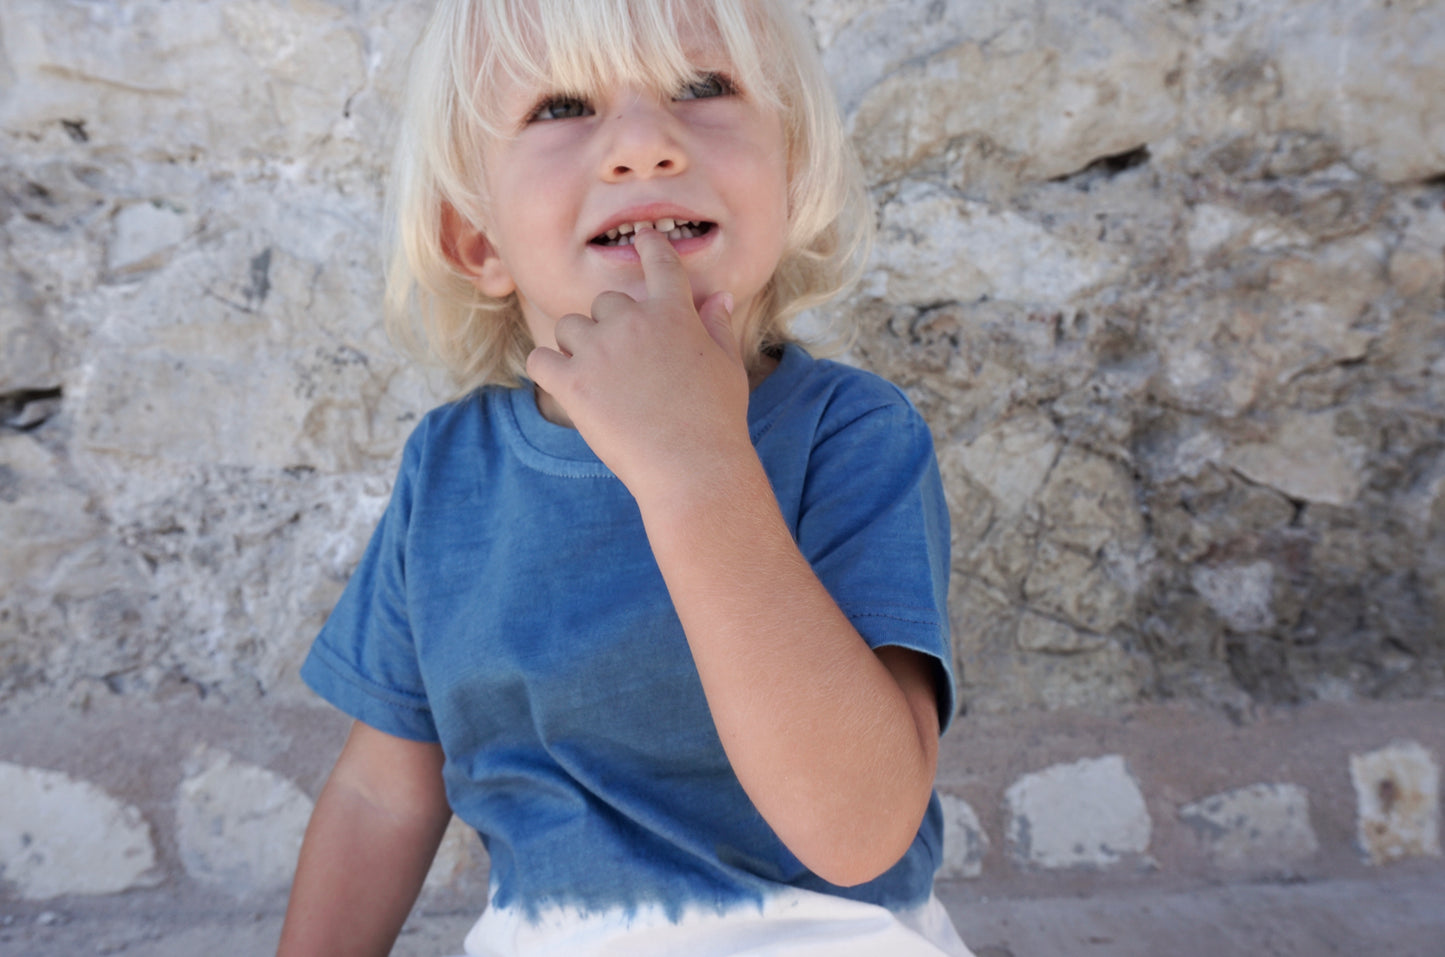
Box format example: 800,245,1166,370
301,345,956,923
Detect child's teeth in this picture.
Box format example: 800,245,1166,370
596,219,707,245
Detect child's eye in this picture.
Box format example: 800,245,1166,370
529,95,591,122
675,73,736,101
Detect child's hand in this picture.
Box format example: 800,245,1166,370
527,228,755,500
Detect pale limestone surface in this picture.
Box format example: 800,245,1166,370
0,761,158,899
1225,410,1369,507
1350,740,1442,866
1179,782,1319,872
869,182,1124,306
937,793,988,880
176,747,313,895
1189,561,1276,634
1005,755,1152,869
11,14,1440,710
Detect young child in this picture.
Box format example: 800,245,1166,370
278,0,971,954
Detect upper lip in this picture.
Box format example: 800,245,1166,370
587,203,715,241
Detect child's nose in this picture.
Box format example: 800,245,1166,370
599,96,688,181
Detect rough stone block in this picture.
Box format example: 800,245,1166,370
0,298,64,394
956,412,1060,516
937,793,989,880
1015,611,1108,655
1005,755,1151,869
108,200,192,274
1267,0,1445,182
1350,740,1441,865
0,762,158,899
1225,411,1368,507
1037,446,1145,554
843,4,1181,184
869,181,1121,307
1180,783,1319,872
1023,541,1133,635
1191,561,1276,633
176,747,314,895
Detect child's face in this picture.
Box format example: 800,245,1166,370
462,38,791,358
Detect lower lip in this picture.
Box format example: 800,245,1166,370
588,227,717,262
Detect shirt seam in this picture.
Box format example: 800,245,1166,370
307,641,433,714
842,609,941,628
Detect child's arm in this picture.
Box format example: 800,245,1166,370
635,450,941,888
277,721,452,957
528,228,941,887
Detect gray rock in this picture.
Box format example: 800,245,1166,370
175,747,313,895
1350,741,1441,866
1226,411,1368,507
1016,611,1110,656
870,181,1123,306
954,412,1060,516
1191,561,1276,634
1005,755,1152,869
0,0,368,164
1037,446,1144,554
938,793,989,880
844,1,1181,185
1023,541,1134,635
0,762,158,899
1180,783,1319,872
107,201,192,275
1237,0,1445,182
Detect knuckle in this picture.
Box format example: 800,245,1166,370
524,349,552,383
592,291,633,314
554,312,589,337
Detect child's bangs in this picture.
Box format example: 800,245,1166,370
471,0,778,133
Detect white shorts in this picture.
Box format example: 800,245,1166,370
458,887,974,957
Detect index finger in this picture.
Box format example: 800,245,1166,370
633,226,693,305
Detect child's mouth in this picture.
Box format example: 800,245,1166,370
590,218,716,247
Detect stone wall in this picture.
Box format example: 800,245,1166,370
1,0,1442,914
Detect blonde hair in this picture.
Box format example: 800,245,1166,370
386,0,872,392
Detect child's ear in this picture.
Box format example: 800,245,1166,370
440,204,516,299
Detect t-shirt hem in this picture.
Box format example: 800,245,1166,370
300,643,439,742
844,610,957,734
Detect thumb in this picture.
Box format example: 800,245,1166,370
697,290,740,360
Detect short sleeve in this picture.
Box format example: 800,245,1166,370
794,394,956,732
299,429,439,742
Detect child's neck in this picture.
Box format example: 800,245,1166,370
534,350,781,429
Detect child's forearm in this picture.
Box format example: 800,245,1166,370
635,454,941,888
277,724,452,957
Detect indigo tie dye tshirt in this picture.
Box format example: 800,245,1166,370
301,346,968,955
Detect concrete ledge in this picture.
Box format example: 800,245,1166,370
4,865,1443,957
2,695,1442,940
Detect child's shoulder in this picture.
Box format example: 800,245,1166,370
402,388,489,445
392,386,516,476
777,346,928,431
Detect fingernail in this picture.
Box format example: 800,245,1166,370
720,292,734,315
